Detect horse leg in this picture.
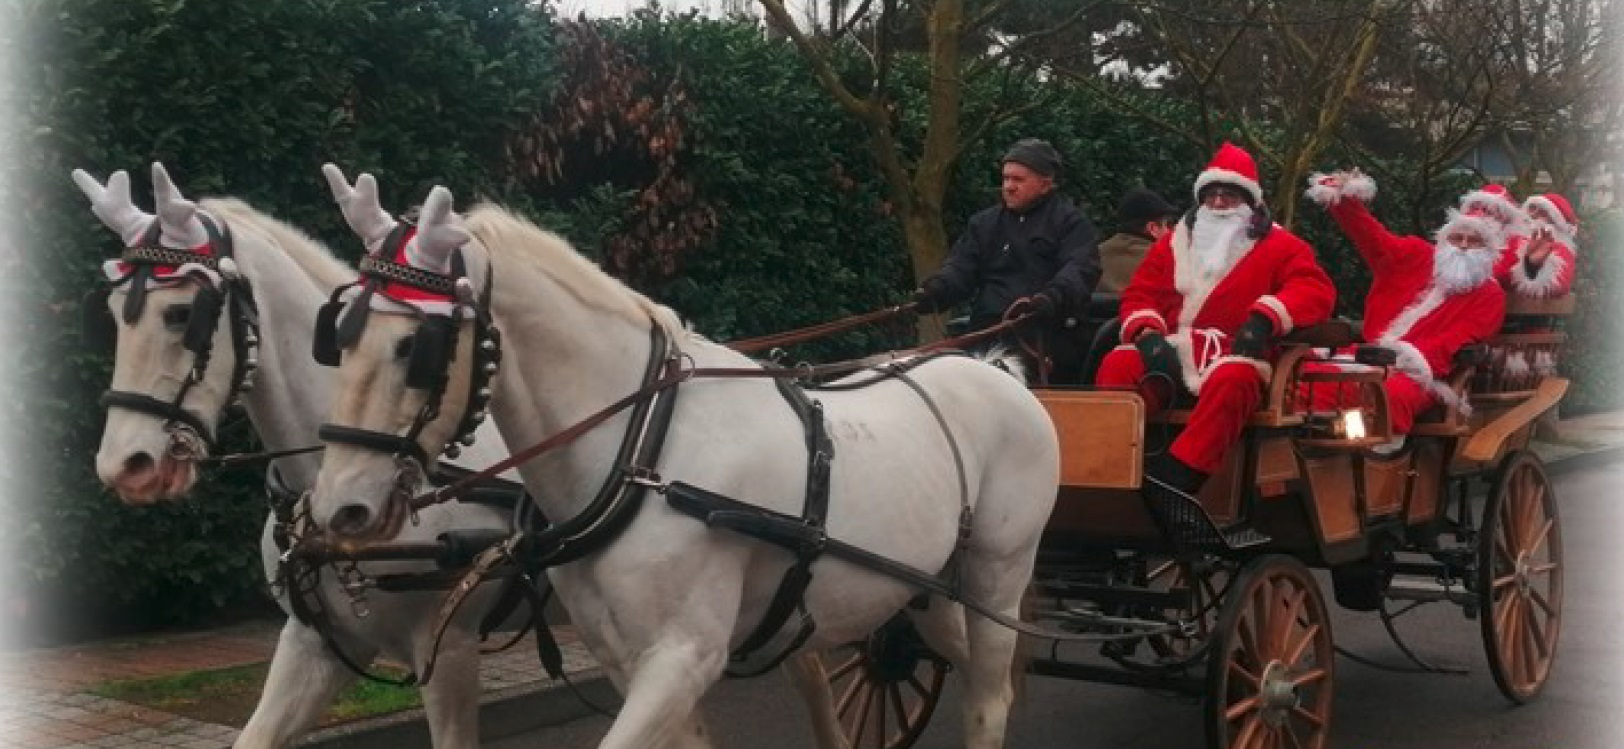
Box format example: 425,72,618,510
417,627,481,749
594,640,726,749
233,620,366,749
953,560,1032,749
784,651,850,749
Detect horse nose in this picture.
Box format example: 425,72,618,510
124,452,155,475
96,450,154,486
329,503,375,538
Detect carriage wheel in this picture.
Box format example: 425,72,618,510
1478,450,1564,703
1204,555,1334,749
1144,557,1230,662
823,616,950,749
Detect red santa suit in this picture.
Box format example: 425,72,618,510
1302,172,1507,434
1097,143,1335,474
1497,192,1579,299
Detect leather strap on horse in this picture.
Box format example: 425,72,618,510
726,302,917,354
409,312,1035,511
722,379,834,677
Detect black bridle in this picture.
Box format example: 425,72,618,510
84,216,260,454
313,224,500,468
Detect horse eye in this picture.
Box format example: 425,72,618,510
161,305,191,330
395,336,415,360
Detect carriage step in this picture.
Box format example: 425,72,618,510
1219,526,1271,550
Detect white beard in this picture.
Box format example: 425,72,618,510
1432,241,1494,294
1189,205,1254,279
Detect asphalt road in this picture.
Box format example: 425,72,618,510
486,457,1624,749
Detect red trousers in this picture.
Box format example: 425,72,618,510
1095,346,1263,474
1296,363,1435,435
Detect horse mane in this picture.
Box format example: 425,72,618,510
462,203,688,342
200,198,354,288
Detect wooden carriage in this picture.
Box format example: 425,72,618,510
827,295,1572,749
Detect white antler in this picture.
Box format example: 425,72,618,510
321,163,398,253
71,168,156,246
408,185,470,273
150,163,209,248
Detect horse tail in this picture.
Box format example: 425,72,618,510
978,345,1029,383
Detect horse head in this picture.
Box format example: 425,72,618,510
75,163,256,504
310,164,498,541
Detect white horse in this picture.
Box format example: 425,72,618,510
307,166,1061,749
74,163,524,749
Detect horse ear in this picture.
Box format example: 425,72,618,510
321,163,398,253
72,168,155,246
409,185,470,270
151,163,209,249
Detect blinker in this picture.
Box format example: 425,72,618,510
406,315,457,391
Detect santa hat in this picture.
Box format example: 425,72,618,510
1459,183,1528,235
1193,142,1264,207
1434,207,1505,253
1523,192,1578,241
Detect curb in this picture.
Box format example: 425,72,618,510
298,669,616,749
1541,443,1624,475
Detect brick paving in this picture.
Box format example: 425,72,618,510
0,619,597,749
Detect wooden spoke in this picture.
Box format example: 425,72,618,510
1290,666,1330,687
823,620,948,749
1225,696,1261,722
1283,623,1321,667
1290,705,1327,729
1480,452,1564,703
1207,556,1333,749
1228,660,1261,689
828,652,864,681
1233,714,1265,747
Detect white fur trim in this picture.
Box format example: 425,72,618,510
1254,295,1293,333
1376,285,1446,341
1523,196,1575,238
1304,174,1341,206
1503,350,1531,377
1166,329,1272,392
1460,188,1529,235
1121,309,1168,341
1383,339,1465,415
1509,250,1569,298
1343,173,1376,202
1384,340,1432,383
1194,168,1263,207
1534,350,1558,376
1303,170,1376,207
1434,209,1505,253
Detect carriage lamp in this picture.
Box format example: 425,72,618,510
1340,409,1367,441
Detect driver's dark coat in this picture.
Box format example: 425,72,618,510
925,191,1101,330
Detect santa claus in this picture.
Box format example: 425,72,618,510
1459,183,1573,299
1506,191,1578,299
1304,169,1507,438
1098,142,1336,507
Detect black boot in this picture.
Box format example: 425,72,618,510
1142,453,1212,545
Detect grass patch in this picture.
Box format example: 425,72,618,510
91,662,422,727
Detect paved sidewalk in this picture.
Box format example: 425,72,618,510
0,620,600,749
3,412,1620,749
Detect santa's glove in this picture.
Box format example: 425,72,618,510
1135,331,1182,383
1231,312,1275,360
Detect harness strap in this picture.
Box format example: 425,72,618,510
724,381,834,676
319,423,431,467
